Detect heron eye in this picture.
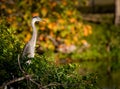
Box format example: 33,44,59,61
36,22,39,24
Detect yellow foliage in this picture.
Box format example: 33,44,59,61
48,44,55,50
66,10,73,16
81,39,87,44
7,9,12,14
1,4,6,9
1,0,93,51
40,27,45,30
69,18,76,23
86,25,92,34
51,2,57,8
64,39,71,46
48,22,57,31
44,18,50,23
53,12,61,18
73,36,78,42
50,32,54,37
62,0,67,6
48,23,53,30
41,7,48,17
23,14,29,20
32,13,39,17
39,19,46,30
60,25,65,30
7,17,13,22
56,37,61,41
71,26,75,34
38,35,44,41
83,25,92,36
44,43,48,48
24,33,31,42
74,0,79,6
58,19,65,24
12,22,17,28
83,26,88,36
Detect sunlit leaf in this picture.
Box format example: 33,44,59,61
7,17,13,22
38,34,44,41
32,12,39,17
64,39,71,46
74,0,79,6
48,44,55,50
1,4,6,9
40,27,45,30
41,7,48,17
56,37,61,41
83,25,92,36
69,18,76,23
83,25,89,36
44,18,50,23
58,19,65,24
81,39,87,45
51,2,57,9
7,9,12,14
73,36,78,42
66,10,73,16
53,12,61,18
24,33,31,42
48,22,57,31
62,0,67,6
71,26,75,34
86,25,92,34
50,32,54,37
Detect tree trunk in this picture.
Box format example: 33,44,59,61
115,0,120,25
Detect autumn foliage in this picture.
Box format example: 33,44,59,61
0,0,92,52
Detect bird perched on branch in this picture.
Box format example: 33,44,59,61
22,16,43,59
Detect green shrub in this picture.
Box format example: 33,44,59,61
0,19,22,85
22,55,99,89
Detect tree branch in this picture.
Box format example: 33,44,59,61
17,54,26,74
0,74,32,89
43,82,64,89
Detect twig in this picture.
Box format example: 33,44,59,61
43,82,64,89
0,75,32,89
29,79,63,89
29,79,45,89
17,54,26,74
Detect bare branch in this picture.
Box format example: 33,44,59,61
0,75,32,89
0,55,64,89
17,54,26,74
43,82,64,89
29,79,41,87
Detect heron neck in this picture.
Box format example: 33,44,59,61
31,22,37,43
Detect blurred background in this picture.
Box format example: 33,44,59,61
0,0,120,89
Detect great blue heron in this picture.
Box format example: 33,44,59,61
22,16,42,59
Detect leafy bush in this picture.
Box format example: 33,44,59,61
0,19,22,85
20,55,99,89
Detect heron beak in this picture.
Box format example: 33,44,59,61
41,19,46,22
41,19,46,24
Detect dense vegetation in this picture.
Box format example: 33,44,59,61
0,0,120,89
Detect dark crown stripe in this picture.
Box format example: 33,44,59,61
33,16,38,18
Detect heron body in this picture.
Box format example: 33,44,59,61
22,16,42,59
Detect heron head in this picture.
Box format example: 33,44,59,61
32,16,42,23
